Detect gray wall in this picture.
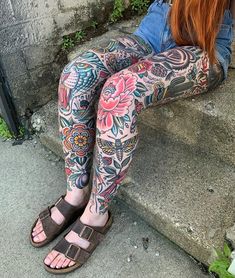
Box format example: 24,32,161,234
0,0,113,115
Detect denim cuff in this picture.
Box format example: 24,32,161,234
215,50,229,80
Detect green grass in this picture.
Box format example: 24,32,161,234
0,117,12,139
209,243,235,278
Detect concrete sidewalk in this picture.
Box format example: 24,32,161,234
0,138,209,278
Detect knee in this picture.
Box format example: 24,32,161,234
59,58,85,92
58,52,101,110
97,70,138,133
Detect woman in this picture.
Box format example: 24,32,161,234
30,0,234,274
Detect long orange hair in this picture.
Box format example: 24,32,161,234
169,0,229,63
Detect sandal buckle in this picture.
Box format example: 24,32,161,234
79,226,94,240
65,244,81,261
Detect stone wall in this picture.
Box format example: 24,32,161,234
0,0,113,116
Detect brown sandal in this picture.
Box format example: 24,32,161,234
30,195,87,248
44,211,113,274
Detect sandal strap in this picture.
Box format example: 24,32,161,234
39,207,51,221
38,195,80,239
50,212,113,266
71,212,112,252
53,195,79,217
39,207,62,238
39,195,79,222
72,219,105,252
54,238,90,264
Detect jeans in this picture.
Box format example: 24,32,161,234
58,34,223,214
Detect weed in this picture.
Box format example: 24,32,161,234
0,117,12,139
19,125,25,137
75,30,86,42
110,0,125,22
209,243,235,278
110,0,150,22
91,20,98,29
62,36,75,50
130,0,150,14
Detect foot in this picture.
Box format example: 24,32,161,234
43,205,109,269
32,187,90,244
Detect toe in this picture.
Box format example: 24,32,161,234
62,259,71,268
68,261,76,267
32,221,39,233
50,254,61,268
32,226,43,237
32,220,43,237
35,226,43,234
32,231,37,237
56,255,66,269
44,250,59,266
33,219,41,231
36,220,42,228
33,231,46,242
33,235,40,242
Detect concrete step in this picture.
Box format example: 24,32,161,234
31,99,235,266
67,20,235,166
139,70,235,166
120,123,235,266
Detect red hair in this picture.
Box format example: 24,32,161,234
169,0,229,63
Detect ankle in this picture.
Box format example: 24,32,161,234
80,210,109,227
65,187,90,207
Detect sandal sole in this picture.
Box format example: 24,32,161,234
44,262,82,274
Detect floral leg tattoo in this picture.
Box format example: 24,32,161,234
58,34,153,191
90,46,224,214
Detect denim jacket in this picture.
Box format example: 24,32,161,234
133,0,234,80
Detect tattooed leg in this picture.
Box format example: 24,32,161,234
44,45,223,268
43,34,154,268
87,46,223,215
58,34,153,193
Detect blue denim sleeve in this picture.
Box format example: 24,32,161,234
216,9,234,79
133,1,172,53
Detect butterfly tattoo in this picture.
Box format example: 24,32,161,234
97,135,138,161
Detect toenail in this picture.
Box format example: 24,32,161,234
44,258,50,264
